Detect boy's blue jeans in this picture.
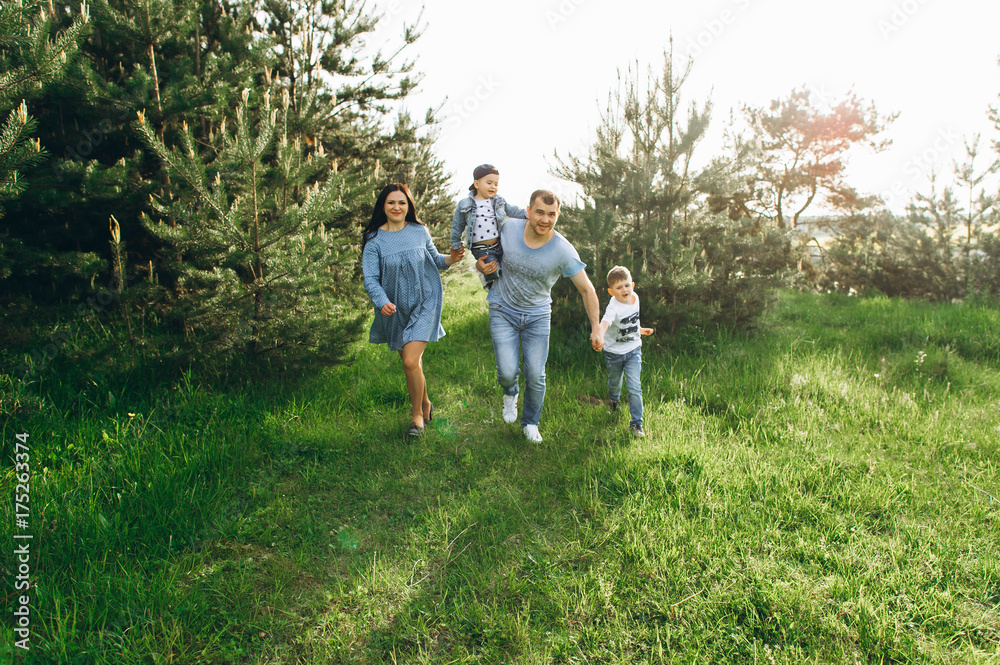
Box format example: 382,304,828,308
604,346,643,428
489,302,549,427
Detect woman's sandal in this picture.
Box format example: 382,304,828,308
426,403,434,422
407,422,424,437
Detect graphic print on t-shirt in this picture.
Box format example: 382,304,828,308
617,311,639,342
472,199,499,243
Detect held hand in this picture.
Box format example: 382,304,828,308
380,302,396,316
640,327,654,336
450,247,465,263
591,330,604,352
476,256,498,275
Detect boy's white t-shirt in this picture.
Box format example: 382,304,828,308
471,198,499,243
602,294,642,354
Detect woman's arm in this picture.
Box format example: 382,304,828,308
361,240,392,312
425,228,463,269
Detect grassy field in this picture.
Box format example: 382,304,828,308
2,268,999,663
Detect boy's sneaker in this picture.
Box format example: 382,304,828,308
523,425,543,443
502,395,518,423
609,399,619,413
630,424,645,437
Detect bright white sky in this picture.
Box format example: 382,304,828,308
372,0,1000,215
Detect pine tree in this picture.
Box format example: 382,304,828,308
6,0,450,343
135,85,368,360
0,0,93,302
0,0,88,215
907,172,963,253
377,110,455,235
553,44,793,332
259,0,422,166
0,100,43,221
953,134,996,254
553,43,712,270
255,0,452,267
5,0,270,303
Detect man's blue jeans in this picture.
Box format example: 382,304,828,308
489,302,550,427
604,346,643,428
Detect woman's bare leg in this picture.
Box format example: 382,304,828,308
399,341,429,427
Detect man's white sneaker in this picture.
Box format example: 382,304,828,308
502,394,518,423
523,425,543,443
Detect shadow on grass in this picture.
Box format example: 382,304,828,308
9,278,1000,662
247,291,633,661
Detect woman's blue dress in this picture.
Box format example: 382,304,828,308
362,223,450,351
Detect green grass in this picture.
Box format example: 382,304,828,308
2,273,999,663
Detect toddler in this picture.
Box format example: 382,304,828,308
450,164,526,289
597,266,653,436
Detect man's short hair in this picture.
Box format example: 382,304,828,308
607,265,632,287
529,189,560,208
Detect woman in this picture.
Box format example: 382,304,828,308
361,183,465,436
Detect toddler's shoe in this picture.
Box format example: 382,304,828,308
523,425,543,443
609,399,619,413
629,424,645,437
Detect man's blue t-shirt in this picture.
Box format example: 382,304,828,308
487,218,586,315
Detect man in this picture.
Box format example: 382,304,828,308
476,189,603,443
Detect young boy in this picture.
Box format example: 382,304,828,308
597,266,653,436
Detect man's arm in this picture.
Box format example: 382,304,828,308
569,270,603,351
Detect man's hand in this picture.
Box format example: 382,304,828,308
640,327,654,336
591,329,604,352
450,247,465,263
476,255,499,275
380,302,396,316
569,270,603,352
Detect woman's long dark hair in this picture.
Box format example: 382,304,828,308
361,183,421,254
